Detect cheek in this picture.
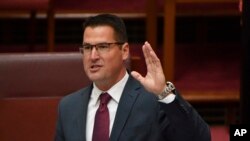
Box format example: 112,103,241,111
82,57,89,72
106,55,124,69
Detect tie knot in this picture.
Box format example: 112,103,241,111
99,92,111,105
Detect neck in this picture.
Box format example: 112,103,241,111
95,69,127,91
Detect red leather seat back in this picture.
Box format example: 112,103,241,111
0,53,91,98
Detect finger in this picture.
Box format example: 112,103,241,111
131,71,145,84
144,41,153,51
143,42,156,70
142,43,152,67
144,42,162,71
145,41,160,63
149,51,162,69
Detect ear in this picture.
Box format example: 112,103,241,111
121,42,130,61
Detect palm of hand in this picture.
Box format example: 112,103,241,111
131,42,166,95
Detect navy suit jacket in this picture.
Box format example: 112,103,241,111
55,76,211,141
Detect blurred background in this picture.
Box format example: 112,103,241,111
0,0,247,141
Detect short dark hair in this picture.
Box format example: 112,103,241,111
82,14,128,42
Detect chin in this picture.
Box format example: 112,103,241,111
87,73,103,82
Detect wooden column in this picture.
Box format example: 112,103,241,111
163,0,176,81
47,0,55,52
28,11,36,52
240,0,250,124
146,0,157,50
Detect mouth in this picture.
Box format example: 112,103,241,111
90,64,102,72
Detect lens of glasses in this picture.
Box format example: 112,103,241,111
80,42,124,54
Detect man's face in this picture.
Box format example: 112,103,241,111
82,26,129,90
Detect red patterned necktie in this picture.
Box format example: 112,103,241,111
92,92,111,141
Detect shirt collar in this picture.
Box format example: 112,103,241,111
91,72,129,105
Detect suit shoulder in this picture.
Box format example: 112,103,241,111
59,87,90,106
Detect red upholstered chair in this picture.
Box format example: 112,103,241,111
0,53,90,97
0,53,91,141
210,126,229,141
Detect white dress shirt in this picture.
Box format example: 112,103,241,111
86,72,129,141
86,72,176,141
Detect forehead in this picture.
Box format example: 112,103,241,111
83,25,116,41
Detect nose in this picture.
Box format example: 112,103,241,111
90,46,100,60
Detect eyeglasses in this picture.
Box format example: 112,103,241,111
79,42,124,54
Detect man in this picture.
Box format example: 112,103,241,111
55,14,211,141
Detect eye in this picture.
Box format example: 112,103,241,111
83,44,92,50
97,43,109,49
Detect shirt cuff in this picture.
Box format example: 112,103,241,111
158,93,176,104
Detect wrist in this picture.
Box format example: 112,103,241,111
157,81,175,100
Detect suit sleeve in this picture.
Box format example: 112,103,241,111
157,90,211,141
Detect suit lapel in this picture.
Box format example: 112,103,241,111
77,85,92,141
110,76,141,141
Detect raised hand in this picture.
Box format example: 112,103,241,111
131,41,166,95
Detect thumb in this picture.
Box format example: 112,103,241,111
131,71,145,84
